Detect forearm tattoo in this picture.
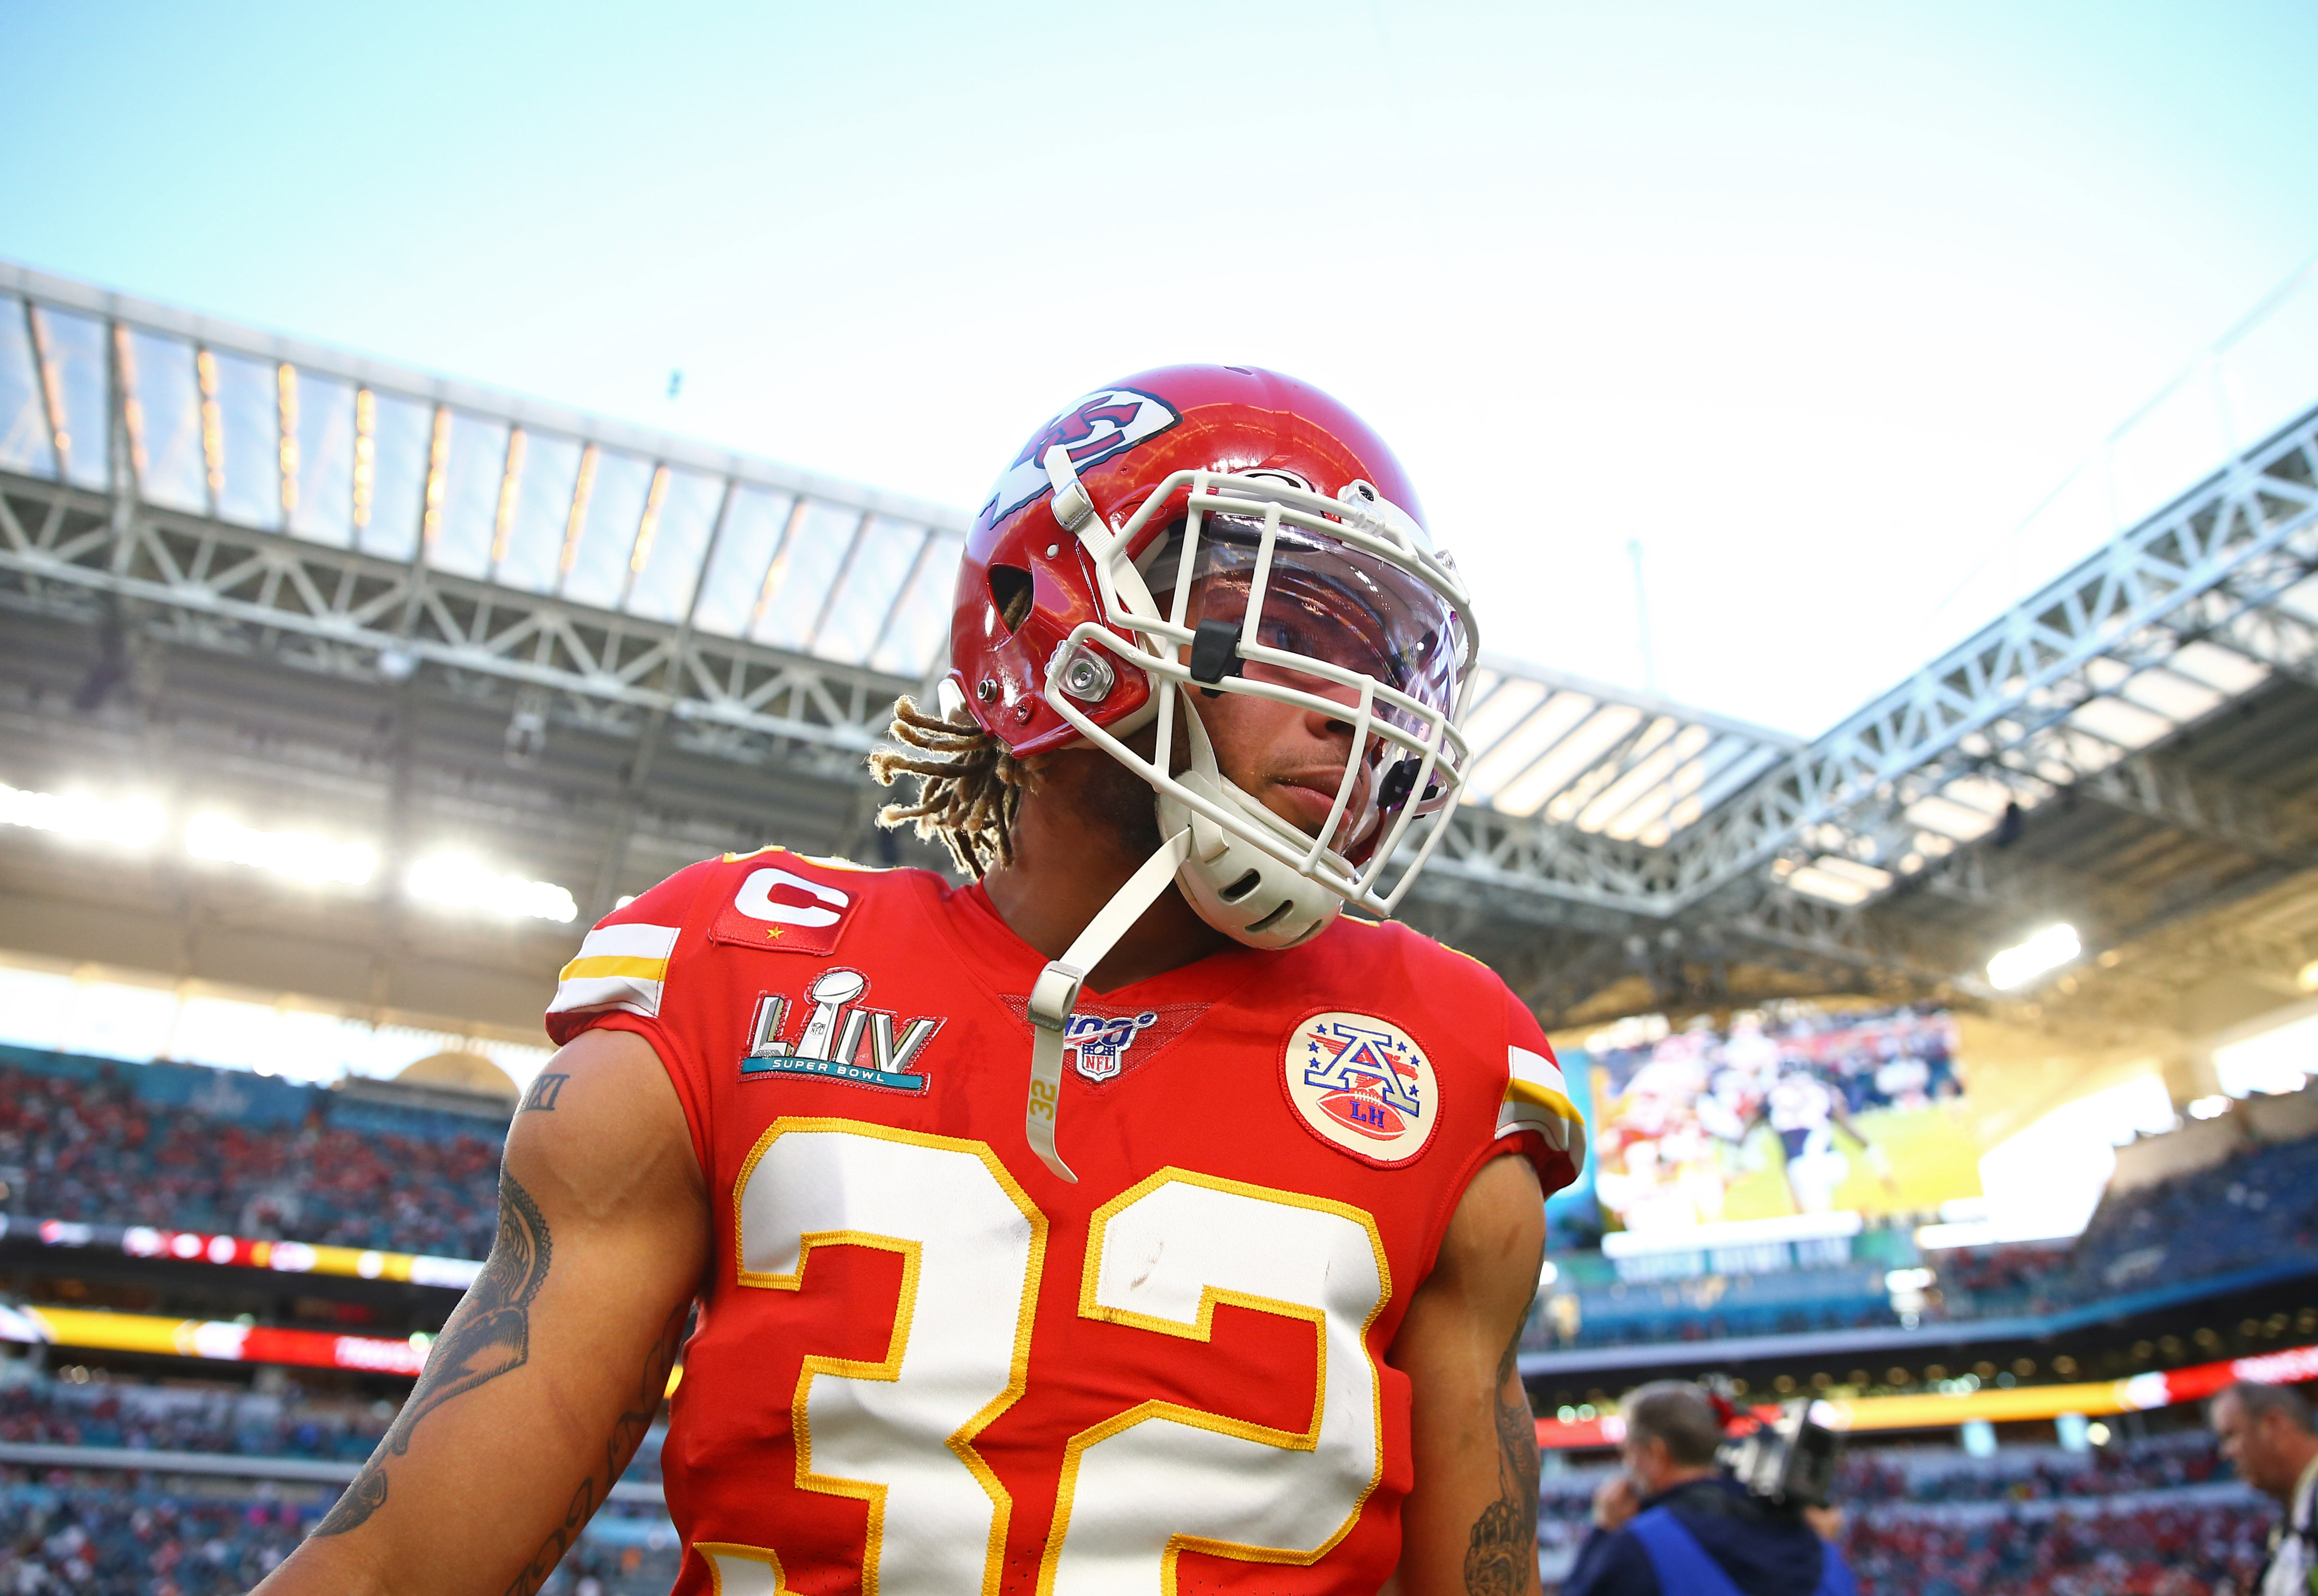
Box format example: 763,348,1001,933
499,1299,689,1596
313,1170,554,1536
1463,1327,1541,1596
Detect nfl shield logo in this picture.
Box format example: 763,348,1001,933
1063,1010,1160,1083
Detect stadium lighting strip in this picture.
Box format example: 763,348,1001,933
405,852,579,924
0,781,578,923
185,813,377,887
0,784,166,848
1986,923,2082,992
0,1302,430,1378
0,1293,685,1400
0,1214,483,1291
1533,1342,2318,1449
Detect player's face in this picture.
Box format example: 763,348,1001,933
1186,612,1377,849
1165,513,1463,861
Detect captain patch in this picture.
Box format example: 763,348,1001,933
711,866,854,957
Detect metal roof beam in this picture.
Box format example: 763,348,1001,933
2070,751,2318,865
0,471,911,759
1657,406,2318,912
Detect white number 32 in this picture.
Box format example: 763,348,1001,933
700,1118,1391,1596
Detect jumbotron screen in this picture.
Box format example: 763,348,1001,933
1574,1003,1985,1234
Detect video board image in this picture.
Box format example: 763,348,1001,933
1585,1004,1983,1233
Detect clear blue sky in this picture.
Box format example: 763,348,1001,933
5,0,2315,734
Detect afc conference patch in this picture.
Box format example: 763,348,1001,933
1281,1010,1440,1168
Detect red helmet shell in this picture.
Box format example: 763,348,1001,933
951,365,1428,757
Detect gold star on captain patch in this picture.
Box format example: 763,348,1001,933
765,927,784,940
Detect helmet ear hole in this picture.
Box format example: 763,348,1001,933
1244,900,1296,935
989,565,1034,634
1218,869,1263,904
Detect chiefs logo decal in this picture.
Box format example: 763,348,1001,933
1282,1011,1440,1167
981,387,1181,525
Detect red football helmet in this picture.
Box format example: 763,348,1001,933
947,365,1478,937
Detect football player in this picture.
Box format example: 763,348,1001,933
256,367,1588,1596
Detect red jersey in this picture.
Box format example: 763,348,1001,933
545,849,1584,1596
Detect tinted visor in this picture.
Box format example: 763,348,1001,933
1152,513,1466,729
1148,512,1467,857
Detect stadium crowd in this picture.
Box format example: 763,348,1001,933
1839,1499,2272,1596
0,1373,665,1483
0,1058,504,1259
2034,1132,2318,1311
0,1479,310,1595
1933,1243,2070,1314
1835,1429,2234,1504
1,1377,386,1466
1538,1427,2278,1595
0,1478,678,1596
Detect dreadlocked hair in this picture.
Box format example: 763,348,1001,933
867,695,1038,878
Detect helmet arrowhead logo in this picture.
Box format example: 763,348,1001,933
981,388,1181,526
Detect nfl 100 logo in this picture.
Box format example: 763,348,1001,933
1281,1012,1440,1167
1063,1010,1159,1083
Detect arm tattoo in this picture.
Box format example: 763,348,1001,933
1462,1327,1541,1596
313,1170,554,1536
499,1299,690,1596
521,1073,569,1112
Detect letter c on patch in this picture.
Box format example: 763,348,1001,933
733,868,849,929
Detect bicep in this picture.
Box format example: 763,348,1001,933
1389,1154,1547,1596
256,1026,709,1596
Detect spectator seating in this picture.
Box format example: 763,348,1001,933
1539,1428,2274,1595
0,1371,665,1485
0,1370,675,1592
1530,1264,1897,1350
0,1046,505,1260
0,1478,678,1596
2034,1132,2318,1311
1840,1499,2269,1595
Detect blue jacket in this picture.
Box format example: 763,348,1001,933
1560,1476,1851,1596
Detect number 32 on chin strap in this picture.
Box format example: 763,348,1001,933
711,1118,1392,1596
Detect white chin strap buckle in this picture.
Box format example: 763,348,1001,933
1018,828,1192,1183
1024,962,1085,1183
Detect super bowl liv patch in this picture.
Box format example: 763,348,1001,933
739,969,942,1094
1282,1011,1441,1167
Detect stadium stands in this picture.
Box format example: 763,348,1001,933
0,1479,313,1594
0,1046,505,1260
0,1369,664,1485
0,1478,679,1596
1532,1259,1898,1350
2034,1131,2318,1312
1841,1500,2272,1596
0,1369,676,1594
1540,1428,2276,1595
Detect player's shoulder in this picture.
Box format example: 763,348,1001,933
704,845,943,903
1323,913,1516,1000
622,845,944,929
548,848,947,1038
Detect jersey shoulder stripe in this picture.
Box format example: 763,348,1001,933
1499,1044,1585,1155
550,921,681,1019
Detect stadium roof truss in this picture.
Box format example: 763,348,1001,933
0,264,964,767
2,260,2314,1016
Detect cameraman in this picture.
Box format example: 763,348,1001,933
1562,1382,1858,1596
